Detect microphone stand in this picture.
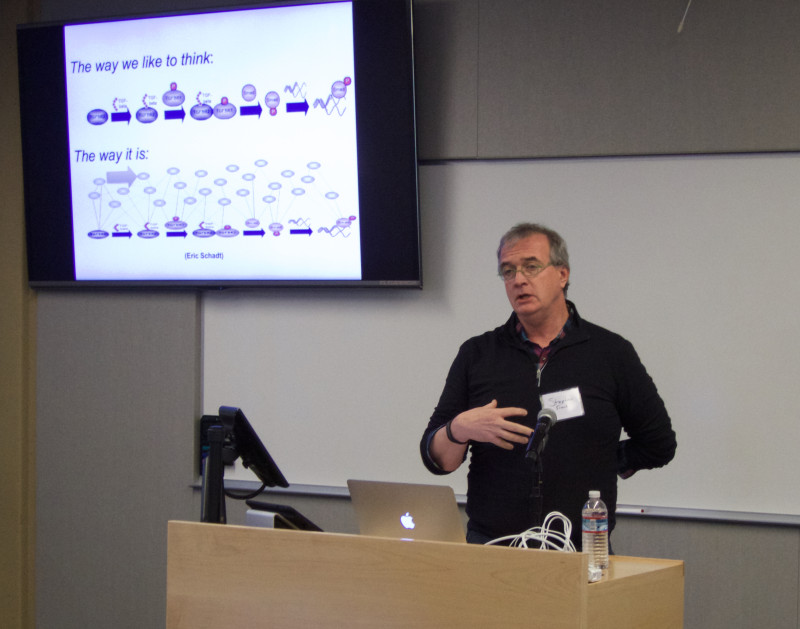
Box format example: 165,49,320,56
525,410,556,532
527,451,544,530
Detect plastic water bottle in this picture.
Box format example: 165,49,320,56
582,490,609,576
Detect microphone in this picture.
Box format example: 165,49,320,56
525,408,557,461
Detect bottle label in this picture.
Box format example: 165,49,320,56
582,516,608,532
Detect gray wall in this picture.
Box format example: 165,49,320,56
413,0,800,159
36,292,201,629
32,1,800,628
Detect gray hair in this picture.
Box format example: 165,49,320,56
497,223,570,293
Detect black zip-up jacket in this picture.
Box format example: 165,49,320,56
420,303,676,548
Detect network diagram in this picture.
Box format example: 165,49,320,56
82,159,357,242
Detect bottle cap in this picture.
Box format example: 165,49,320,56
589,490,600,498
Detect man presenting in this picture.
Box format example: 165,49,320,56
420,223,676,546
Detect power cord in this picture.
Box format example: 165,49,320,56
484,511,577,552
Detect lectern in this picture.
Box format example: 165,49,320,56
166,521,683,628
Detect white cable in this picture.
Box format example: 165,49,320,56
484,511,577,552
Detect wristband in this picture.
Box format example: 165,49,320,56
445,419,468,445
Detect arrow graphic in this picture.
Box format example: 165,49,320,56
106,167,137,187
240,103,263,118
286,100,309,115
164,108,186,121
111,110,131,124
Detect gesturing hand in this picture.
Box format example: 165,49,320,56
450,400,531,450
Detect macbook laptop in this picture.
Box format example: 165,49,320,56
347,479,466,543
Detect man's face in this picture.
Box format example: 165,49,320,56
499,233,569,324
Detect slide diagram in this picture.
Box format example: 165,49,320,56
62,2,362,281
84,76,352,126
81,158,357,241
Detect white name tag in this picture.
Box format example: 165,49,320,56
541,387,585,421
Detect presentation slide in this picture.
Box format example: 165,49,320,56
63,2,360,281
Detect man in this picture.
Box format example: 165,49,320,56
420,223,676,546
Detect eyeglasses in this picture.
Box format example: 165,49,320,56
498,262,553,282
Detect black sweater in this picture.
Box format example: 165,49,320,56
420,303,676,548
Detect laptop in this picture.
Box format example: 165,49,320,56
347,479,466,543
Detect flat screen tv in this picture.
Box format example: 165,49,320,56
17,0,421,288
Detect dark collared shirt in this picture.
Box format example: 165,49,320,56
515,305,574,377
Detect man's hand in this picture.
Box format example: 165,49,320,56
430,400,531,472
449,400,531,449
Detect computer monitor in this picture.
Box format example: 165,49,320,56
201,405,288,523
219,405,289,488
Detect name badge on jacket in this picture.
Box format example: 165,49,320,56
541,387,584,421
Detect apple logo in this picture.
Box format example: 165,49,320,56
400,512,415,530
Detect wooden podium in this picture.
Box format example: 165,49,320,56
166,521,683,628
